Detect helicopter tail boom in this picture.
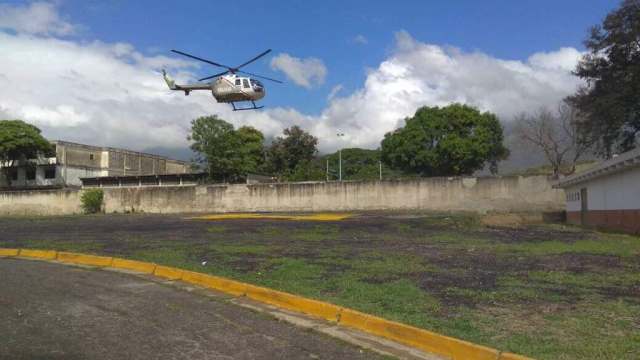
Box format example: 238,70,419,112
162,70,211,96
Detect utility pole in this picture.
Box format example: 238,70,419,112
326,158,329,181
379,161,382,181
336,132,345,181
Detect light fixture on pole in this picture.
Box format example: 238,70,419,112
336,132,345,181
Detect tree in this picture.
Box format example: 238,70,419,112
0,120,52,186
188,115,265,182
515,103,593,178
265,126,318,178
236,126,266,175
567,0,640,157
381,104,509,176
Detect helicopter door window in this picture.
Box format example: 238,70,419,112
235,79,241,87
242,79,250,89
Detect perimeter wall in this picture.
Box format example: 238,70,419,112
0,175,564,216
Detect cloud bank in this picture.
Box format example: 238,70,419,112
0,3,584,156
270,53,328,89
0,1,76,36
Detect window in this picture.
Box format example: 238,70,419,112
44,167,56,179
89,154,94,160
26,168,36,180
242,79,250,88
235,79,241,87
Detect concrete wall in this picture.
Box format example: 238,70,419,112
0,175,564,216
104,175,563,214
0,189,81,215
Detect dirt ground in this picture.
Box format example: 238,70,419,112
0,212,638,359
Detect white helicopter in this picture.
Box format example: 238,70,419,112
162,49,282,111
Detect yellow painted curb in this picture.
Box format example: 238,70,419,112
244,284,342,322
2,250,533,359
339,308,500,360
499,353,535,360
19,249,58,260
0,248,19,257
57,252,113,267
181,270,248,297
154,265,184,280
112,258,156,274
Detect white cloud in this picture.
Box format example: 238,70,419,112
305,31,584,151
0,2,76,36
327,84,344,101
0,23,584,156
270,53,327,89
353,34,368,45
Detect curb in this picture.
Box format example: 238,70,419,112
1,248,533,360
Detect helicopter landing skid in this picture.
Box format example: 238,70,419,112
231,101,263,111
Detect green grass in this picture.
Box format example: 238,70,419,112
4,213,640,360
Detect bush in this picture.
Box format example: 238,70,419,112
80,189,103,214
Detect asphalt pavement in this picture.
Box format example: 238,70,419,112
0,258,385,360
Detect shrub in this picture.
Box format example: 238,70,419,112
80,189,103,214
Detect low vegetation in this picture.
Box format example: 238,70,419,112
80,189,103,214
1,213,638,359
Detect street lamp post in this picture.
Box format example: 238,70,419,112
336,132,345,181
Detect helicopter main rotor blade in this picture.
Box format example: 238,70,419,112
234,49,272,70
171,50,231,69
237,70,283,84
198,70,230,82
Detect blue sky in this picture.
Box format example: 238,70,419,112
0,0,620,156
52,0,617,113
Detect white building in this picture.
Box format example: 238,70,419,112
1,140,192,188
555,147,640,234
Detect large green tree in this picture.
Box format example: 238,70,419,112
0,120,52,186
265,125,318,178
189,115,265,182
567,0,640,157
381,104,509,176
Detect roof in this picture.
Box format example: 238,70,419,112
554,147,640,188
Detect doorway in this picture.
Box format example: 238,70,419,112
580,187,588,225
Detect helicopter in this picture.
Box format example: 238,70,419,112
162,49,282,111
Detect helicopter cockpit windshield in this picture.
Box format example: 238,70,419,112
250,79,264,92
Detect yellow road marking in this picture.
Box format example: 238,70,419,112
189,213,353,221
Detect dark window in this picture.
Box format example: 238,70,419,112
44,167,56,179
26,168,36,180
242,79,250,88
235,79,241,86
9,168,18,181
90,154,94,160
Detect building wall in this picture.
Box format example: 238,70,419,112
166,160,189,174
565,167,640,234
55,141,190,179
0,165,62,188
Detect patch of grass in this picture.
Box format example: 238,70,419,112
3,213,639,360
498,234,640,257
257,225,286,237
17,239,104,253
290,225,340,241
206,225,227,233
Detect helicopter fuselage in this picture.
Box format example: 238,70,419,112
211,74,265,103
